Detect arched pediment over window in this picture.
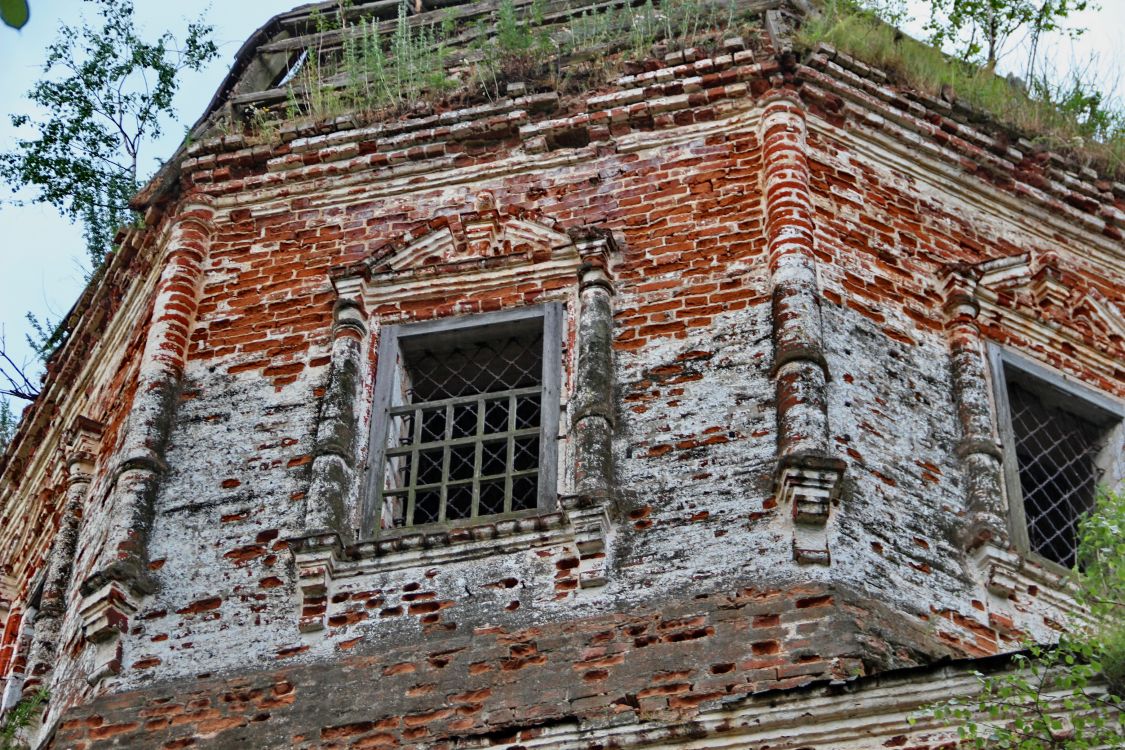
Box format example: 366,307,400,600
331,193,593,308
964,251,1125,362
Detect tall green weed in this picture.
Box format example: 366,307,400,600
257,0,752,129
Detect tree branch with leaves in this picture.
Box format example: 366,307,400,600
924,0,1092,68
0,399,18,455
1,0,216,277
917,488,1125,748
0,0,217,364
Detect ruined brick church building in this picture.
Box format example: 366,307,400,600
1,0,1122,747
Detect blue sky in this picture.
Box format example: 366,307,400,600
0,0,1122,410
0,1,298,401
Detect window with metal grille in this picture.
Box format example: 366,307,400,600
363,305,561,538
990,347,1125,570
1008,381,1102,567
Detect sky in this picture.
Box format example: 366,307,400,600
0,0,1122,409
0,0,298,402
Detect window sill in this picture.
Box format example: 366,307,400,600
973,542,1082,615
352,510,568,573
289,499,610,633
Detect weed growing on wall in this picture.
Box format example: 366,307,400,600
1075,488,1125,698
0,398,16,454
472,0,552,100
282,0,454,122
545,0,737,96
0,689,49,750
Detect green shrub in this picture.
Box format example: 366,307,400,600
916,489,1125,748
797,0,1125,175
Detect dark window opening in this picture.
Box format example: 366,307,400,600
367,306,560,537
1008,379,1105,569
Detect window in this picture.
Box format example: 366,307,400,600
0,579,39,713
362,305,562,538
990,347,1125,570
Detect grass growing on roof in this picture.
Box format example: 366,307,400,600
250,0,756,134
797,1,1125,176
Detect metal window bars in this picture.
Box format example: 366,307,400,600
1009,380,1104,569
377,331,544,530
405,334,543,401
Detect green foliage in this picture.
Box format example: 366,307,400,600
924,0,1090,65
497,0,533,53
0,0,216,360
289,0,454,122
0,398,16,454
655,0,737,50
850,0,910,26
915,489,1125,748
472,0,551,100
925,639,1122,749
797,1,1124,175
0,0,28,30
629,0,662,57
471,0,742,101
1075,488,1125,697
261,0,749,130
0,689,48,750
23,311,64,364
560,0,735,60
0,0,216,275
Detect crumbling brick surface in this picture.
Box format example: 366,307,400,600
51,584,936,749
1,3,1121,747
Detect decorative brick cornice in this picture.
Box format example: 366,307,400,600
970,253,1125,369
797,47,1123,244
330,201,589,313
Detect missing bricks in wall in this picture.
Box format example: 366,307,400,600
2,2,1124,746
288,208,620,630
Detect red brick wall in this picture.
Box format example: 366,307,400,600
54,584,937,749
0,26,1117,750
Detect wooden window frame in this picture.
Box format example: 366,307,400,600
360,304,563,539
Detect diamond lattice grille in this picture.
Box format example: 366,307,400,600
1009,381,1103,568
406,333,543,401
378,329,543,531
